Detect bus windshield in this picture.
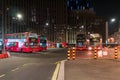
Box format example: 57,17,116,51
39,35,47,47
90,37,100,46
76,34,86,47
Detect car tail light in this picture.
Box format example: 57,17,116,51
97,46,101,50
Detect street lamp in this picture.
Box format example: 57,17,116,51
2,0,6,53
111,18,116,22
17,13,23,20
45,22,49,26
106,18,116,44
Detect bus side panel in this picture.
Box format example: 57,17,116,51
22,47,32,53
11,42,20,52
32,46,40,52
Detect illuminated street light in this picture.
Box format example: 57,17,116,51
106,18,116,44
17,13,23,19
81,25,84,28
45,22,49,26
111,18,116,22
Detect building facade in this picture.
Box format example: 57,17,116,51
67,0,94,11
0,0,68,43
0,0,106,43
67,0,106,43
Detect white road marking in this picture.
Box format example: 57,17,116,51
11,67,19,72
0,74,6,78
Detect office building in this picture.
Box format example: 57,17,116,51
0,0,106,43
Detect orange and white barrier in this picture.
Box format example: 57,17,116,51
0,51,10,59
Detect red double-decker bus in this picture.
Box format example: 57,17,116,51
5,32,39,53
76,34,87,51
38,35,47,51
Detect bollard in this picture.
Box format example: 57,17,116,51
94,47,98,59
114,47,118,59
67,48,71,60
72,47,76,60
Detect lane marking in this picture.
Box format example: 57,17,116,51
11,67,19,72
22,63,28,67
0,74,6,78
52,62,60,80
55,61,60,64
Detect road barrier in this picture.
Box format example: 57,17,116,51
114,47,118,59
72,47,76,60
0,52,9,59
67,47,76,60
94,47,98,59
67,48,71,60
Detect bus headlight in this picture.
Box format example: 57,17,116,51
88,46,92,50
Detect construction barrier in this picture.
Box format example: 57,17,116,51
94,47,98,59
72,47,76,60
67,47,76,60
67,48,71,60
0,51,10,59
114,47,118,59
0,54,9,58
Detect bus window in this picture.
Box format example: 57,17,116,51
21,34,26,39
12,42,18,46
40,40,46,43
6,42,13,46
30,43,34,46
24,42,29,47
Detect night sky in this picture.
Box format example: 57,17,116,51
93,0,120,34
94,0,120,20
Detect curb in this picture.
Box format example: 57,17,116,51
57,60,67,80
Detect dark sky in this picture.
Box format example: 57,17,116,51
94,0,120,20
93,0,120,34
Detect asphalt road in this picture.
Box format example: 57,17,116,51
0,48,118,80
65,59,120,80
65,48,120,80
0,48,67,80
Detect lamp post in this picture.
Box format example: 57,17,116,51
17,13,23,32
2,0,6,53
106,18,116,44
105,21,108,44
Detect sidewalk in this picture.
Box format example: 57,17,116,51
58,59,120,80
